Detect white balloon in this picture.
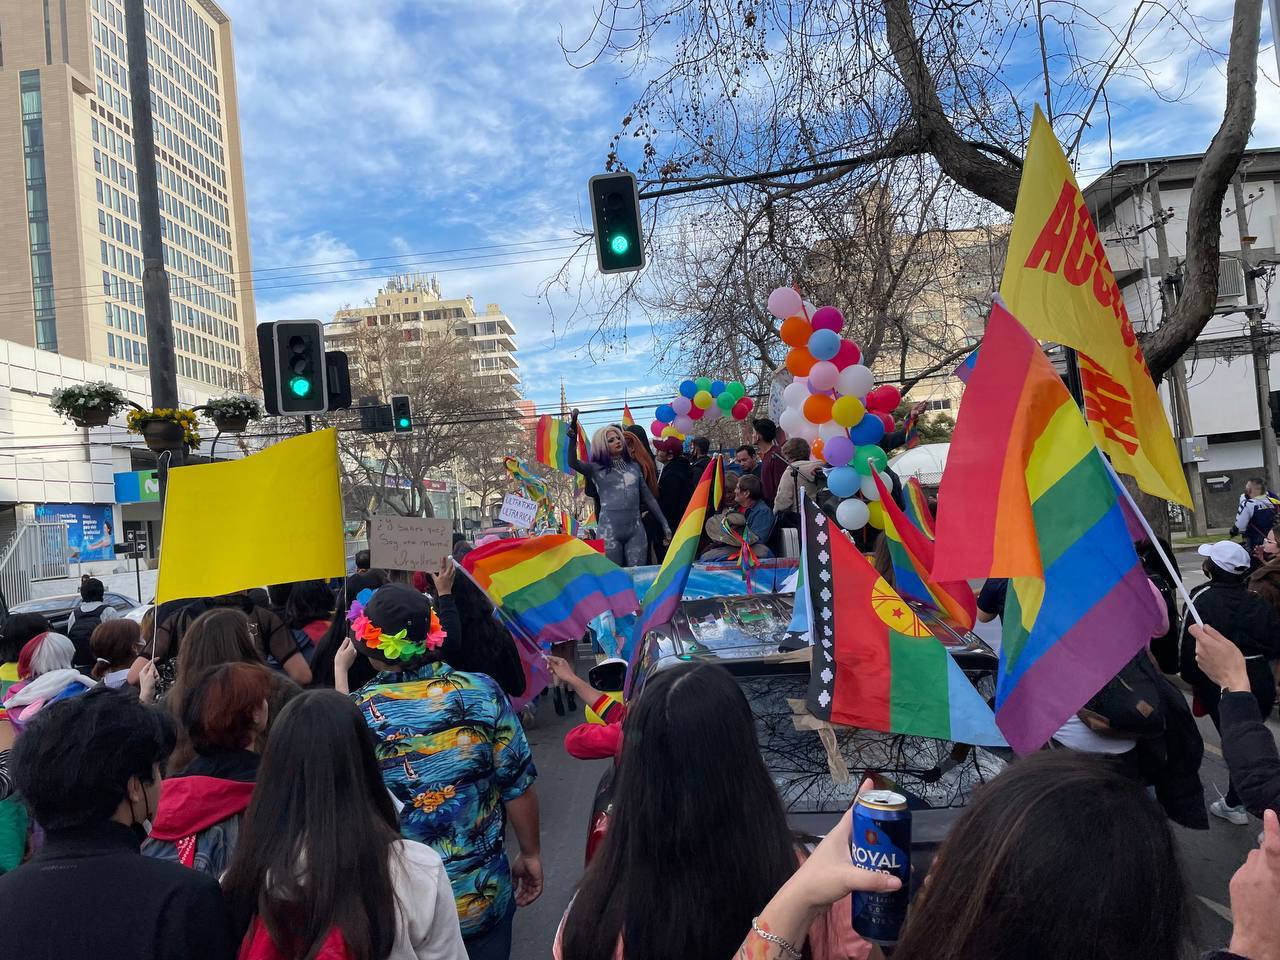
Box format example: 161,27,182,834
782,381,809,409
837,364,875,398
836,498,870,531
802,299,817,319
779,408,806,436
818,420,846,441
798,422,820,443
860,473,880,504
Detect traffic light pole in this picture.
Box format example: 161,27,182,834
124,0,180,421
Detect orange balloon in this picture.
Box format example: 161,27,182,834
803,393,834,424
811,438,825,461
786,347,817,377
780,315,813,348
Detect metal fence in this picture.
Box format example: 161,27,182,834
0,522,71,608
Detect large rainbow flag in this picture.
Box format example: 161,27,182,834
871,472,975,630
804,497,1004,746
933,302,1163,754
462,534,639,647
624,456,725,691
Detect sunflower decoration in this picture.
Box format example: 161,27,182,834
126,407,202,449
345,584,445,666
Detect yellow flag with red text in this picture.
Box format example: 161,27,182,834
1000,106,1191,506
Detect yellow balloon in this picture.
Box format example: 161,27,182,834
693,390,714,410
867,500,885,529
662,426,685,439
831,395,866,428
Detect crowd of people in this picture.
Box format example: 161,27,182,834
3,422,1280,960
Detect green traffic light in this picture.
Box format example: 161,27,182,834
609,233,630,256
289,375,312,397
397,418,410,429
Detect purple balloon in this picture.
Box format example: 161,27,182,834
672,395,693,416
823,434,855,468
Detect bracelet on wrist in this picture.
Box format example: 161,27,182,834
750,917,803,960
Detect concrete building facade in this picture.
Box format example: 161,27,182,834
0,0,255,391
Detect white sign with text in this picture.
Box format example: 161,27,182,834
498,493,540,529
369,516,454,573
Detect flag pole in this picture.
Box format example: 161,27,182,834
1103,458,1204,628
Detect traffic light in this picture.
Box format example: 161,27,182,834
588,172,645,274
390,395,412,433
271,320,328,414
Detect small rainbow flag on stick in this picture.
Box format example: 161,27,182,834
804,495,1004,746
933,302,1163,754
624,456,724,690
621,404,635,427
901,478,935,539
558,509,579,537
462,534,639,647
872,471,975,629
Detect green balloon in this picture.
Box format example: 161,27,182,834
716,390,736,411
727,381,746,400
694,376,713,392
852,444,888,477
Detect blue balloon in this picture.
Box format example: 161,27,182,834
679,379,698,399
655,404,676,424
808,328,840,361
827,465,861,499
710,379,726,396
849,412,886,446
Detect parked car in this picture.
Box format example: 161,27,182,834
585,583,1005,883
5,591,141,634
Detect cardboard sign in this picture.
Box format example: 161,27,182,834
369,516,454,572
498,493,539,529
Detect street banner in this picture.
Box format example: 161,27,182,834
369,516,454,573
1001,105,1190,506
156,429,344,603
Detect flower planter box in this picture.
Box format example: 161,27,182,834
212,414,249,434
141,419,186,453
71,409,112,428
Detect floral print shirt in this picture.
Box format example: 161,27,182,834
352,661,536,938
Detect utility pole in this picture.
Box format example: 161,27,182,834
1149,178,1207,535
123,0,181,446
1233,171,1280,493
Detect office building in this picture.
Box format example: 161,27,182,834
0,0,255,390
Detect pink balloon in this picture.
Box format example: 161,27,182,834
672,395,693,416
811,306,844,332
808,360,839,392
650,419,666,437
768,287,803,319
876,412,894,431
823,435,855,468
832,339,862,370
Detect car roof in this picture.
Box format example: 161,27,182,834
11,592,137,613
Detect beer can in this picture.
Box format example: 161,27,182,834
850,789,911,945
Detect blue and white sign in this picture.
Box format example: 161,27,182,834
34,503,116,562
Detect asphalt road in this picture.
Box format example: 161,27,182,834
507,553,1261,957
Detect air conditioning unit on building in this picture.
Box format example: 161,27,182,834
1218,257,1246,300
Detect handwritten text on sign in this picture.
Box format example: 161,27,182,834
369,516,454,573
499,493,540,529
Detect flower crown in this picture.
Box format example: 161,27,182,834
345,588,446,661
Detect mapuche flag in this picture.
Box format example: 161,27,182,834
803,495,1004,746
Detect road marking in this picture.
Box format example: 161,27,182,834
1197,895,1232,923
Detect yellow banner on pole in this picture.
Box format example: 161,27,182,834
1000,106,1191,506
156,429,345,603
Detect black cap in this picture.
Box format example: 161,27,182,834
350,584,445,666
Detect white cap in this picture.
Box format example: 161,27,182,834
1198,540,1251,574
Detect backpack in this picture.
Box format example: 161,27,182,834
67,604,106,666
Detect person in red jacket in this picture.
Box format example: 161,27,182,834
548,657,626,760
143,662,273,876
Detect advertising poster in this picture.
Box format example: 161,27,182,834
34,503,116,562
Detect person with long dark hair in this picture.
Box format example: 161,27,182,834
222,689,466,959
557,661,860,960
443,572,525,700
283,579,335,664
335,570,541,959
742,751,1280,960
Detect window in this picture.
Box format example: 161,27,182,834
20,71,56,352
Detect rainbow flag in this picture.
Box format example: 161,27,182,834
933,302,1163,754
872,472,975,629
621,404,635,427
903,413,921,449
558,509,580,537
535,415,582,474
804,497,1004,745
624,456,724,691
462,534,639,647
902,477,935,539
953,348,979,383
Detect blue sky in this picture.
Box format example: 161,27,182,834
218,0,1278,435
